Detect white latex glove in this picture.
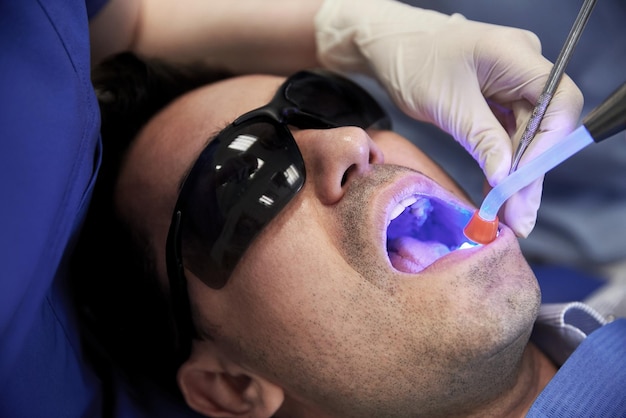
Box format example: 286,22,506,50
315,0,583,237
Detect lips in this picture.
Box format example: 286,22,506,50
386,193,475,274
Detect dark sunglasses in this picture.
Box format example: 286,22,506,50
165,69,390,355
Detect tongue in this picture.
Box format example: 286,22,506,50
388,236,450,273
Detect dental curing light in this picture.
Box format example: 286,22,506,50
464,81,626,245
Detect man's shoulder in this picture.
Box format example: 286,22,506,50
528,318,626,417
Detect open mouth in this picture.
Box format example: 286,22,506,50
386,195,476,273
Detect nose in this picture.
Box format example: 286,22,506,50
295,127,384,205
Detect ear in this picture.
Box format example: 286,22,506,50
177,340,284,418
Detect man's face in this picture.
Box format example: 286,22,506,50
117,74,540,417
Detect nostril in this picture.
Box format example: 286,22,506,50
369,140,384,165
341,164,357,186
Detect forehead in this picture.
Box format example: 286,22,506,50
122,73,285,199
138,74,285,179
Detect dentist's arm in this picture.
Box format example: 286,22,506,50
89,0,322,74
89,0,584,237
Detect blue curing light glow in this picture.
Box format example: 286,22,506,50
387,195,476,272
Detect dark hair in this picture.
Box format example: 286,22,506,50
70,53,233,401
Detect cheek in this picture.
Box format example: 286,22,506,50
214,198,390,348
215,202,341,331
230,215,348,320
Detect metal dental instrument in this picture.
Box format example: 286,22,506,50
509,0,598,173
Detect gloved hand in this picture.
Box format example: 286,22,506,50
315,0,583,237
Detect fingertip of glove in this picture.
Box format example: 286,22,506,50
502,196,538,239
504,211,535,239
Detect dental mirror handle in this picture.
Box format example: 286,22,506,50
509,0,598,173
583,81,626,142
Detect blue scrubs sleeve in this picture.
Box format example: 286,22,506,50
0,0,104,416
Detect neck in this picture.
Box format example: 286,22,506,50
475,342,557,418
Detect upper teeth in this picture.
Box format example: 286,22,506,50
389,195,432,222
389,195,421,223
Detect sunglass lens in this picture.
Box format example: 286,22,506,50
285,71,391,130
180,120,305,288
